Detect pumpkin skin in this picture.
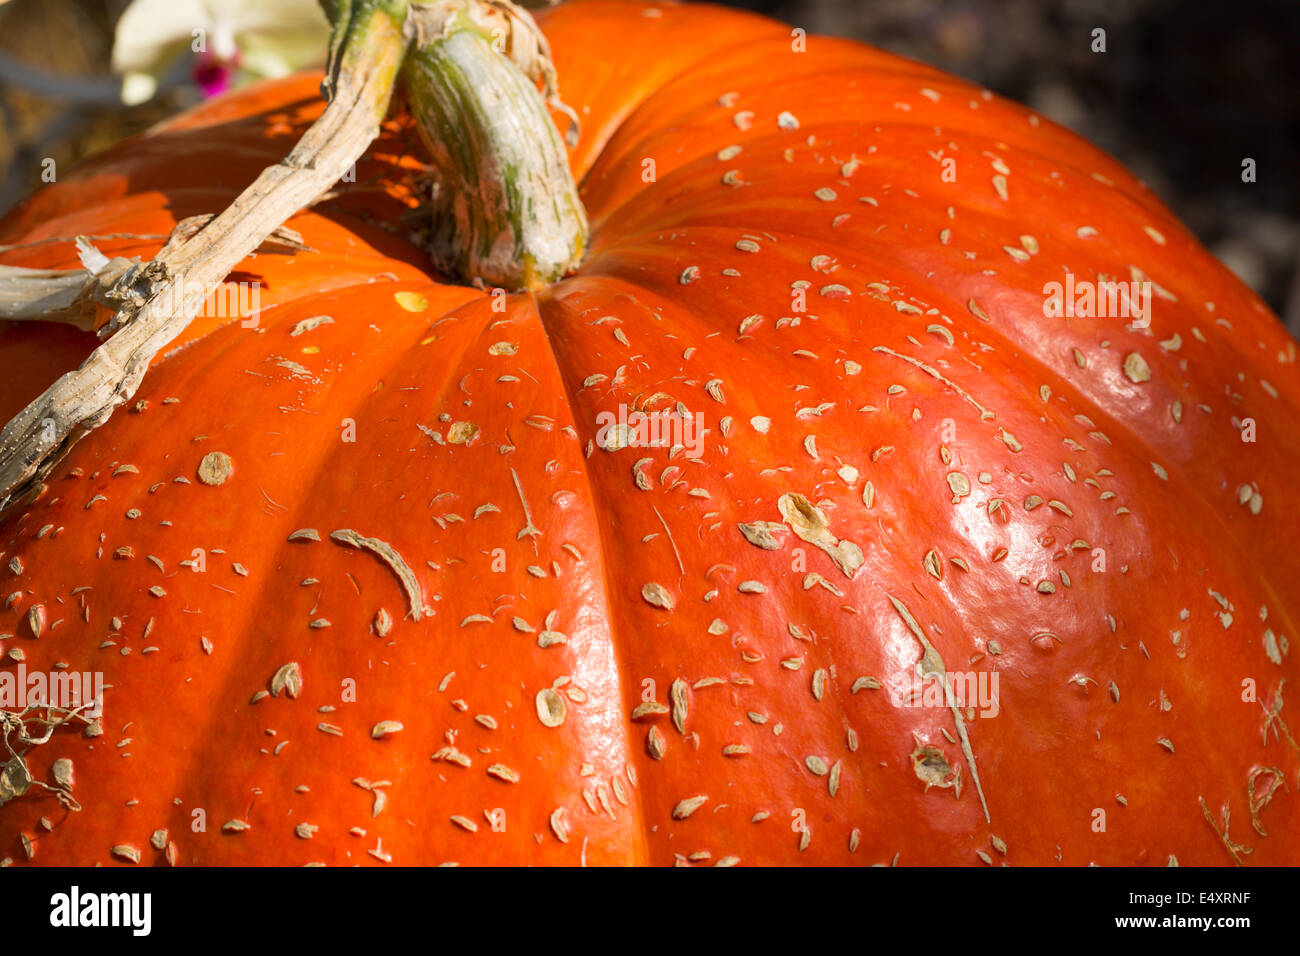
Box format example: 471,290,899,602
0,0,1298,867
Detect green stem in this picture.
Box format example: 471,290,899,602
321,0,411,102
402,1,587,291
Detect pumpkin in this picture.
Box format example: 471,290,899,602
0,0,1297,868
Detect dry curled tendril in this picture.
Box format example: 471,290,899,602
1,704,90,814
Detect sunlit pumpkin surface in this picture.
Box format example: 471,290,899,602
0,1,1297,866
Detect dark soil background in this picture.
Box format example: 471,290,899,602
1,0,1297,330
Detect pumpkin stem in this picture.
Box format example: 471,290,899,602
402,0,587,291
321,0,413,100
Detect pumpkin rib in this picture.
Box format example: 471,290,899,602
220,280,658,864
575,223,1300,650
575,43,1164,231
388,290,653,864
567,44,941,197
586,114,1171,245
148,287,491,865
528,290,670,864
537,283,877,862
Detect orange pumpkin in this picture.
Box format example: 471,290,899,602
0,0,1297,867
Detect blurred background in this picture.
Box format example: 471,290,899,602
0,0,1296,330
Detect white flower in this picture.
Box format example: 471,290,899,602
112,0,330,105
